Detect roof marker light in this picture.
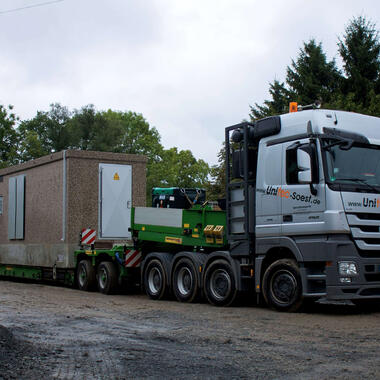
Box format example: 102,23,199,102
289,102,298,113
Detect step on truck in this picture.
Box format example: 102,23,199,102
75,105,380,311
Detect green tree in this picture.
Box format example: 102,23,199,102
0,105,19,168
286,39,341,105
101,110,163,160
68,107,163,157
205,144,226,201
18,131,46,162
250,80,290,120
67,105,99,150
148,148,209,198
326,89,380,117
338,16,380,106
74,111,123,152
18,103,71,157
250,40,341,120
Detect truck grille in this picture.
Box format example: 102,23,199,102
347,213,380,256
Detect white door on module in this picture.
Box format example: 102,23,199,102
99,163,132,239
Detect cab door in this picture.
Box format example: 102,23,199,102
280,138,326,236
256,142,283,237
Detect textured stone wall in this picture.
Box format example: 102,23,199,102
0,153,64,245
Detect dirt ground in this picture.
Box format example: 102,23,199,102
1,280,380,379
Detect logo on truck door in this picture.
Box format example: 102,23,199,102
266,185,289,198
260,186,321,205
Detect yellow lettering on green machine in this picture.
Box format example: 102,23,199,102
165,237,182,245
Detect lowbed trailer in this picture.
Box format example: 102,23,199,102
3,106,380,312
73,204,231,303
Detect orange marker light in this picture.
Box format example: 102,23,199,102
289,102,298,113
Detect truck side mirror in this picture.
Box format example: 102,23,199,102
297,149,312,184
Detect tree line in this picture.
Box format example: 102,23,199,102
0,103,209,200
1,16,379,201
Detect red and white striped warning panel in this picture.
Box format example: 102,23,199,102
81,229,96,245
124,249,142,267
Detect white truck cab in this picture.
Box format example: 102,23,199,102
226,109,380,310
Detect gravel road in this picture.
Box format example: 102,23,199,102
1,279,380,379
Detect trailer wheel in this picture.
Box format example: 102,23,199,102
172,258,199,303
77,260,96,291
97,262,118,294
204,260,237,307
144,259,167,300
262,259,303,312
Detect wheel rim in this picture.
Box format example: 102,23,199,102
148,267,162,295
270,269,298,305
176,267,193,296
79,265,87,287
99,267,108,289
209,269,231,301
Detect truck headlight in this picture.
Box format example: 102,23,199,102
338,261,358,276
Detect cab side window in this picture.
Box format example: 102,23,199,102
286,148,298,184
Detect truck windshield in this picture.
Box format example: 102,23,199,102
322,140,380,191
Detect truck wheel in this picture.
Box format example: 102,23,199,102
144,259,167,300
172,258,199,303
97,262,118,294
77,260,96,291
262,259,303,312
204,260,237,307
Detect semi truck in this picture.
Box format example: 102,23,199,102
2,106,380,311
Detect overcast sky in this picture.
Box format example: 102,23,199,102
1,0,380,165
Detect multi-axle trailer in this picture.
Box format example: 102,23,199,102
74,204,231,305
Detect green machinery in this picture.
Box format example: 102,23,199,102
131,204,227,251
151,187,206,209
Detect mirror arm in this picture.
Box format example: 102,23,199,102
310,183,317,196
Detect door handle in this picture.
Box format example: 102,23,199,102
283,215,293,222
127,200,131,209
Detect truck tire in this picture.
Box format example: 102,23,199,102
144,259,168,300
77,260,96,291
172,258,199,303
204,259,237,307
262,259,303,312
97,262,118,294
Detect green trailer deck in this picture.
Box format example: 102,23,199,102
131,205,227,250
